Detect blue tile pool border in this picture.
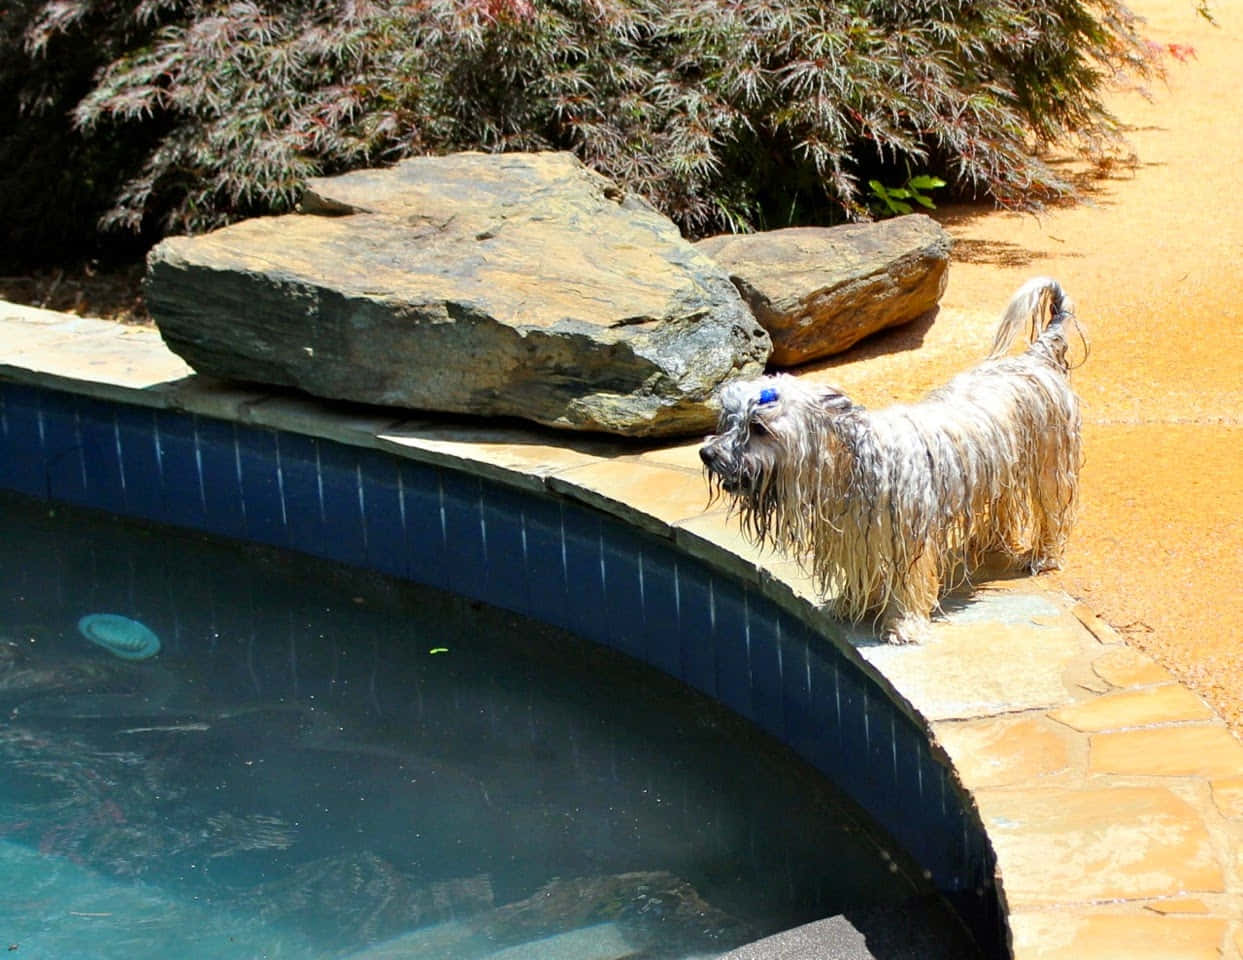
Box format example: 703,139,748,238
0,379,1003,956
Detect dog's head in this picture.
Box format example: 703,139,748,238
699,375,855,501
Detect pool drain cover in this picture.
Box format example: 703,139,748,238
77,613,162,661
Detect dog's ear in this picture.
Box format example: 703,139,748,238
816,387,854,414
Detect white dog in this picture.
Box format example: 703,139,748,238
700,277,1083,643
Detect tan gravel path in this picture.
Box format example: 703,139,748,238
816,0,1243,732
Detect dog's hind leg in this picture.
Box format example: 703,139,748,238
877,550,940,644
1028,430,1079,574
1028,507,1069,574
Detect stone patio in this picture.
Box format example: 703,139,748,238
3,301,1240,959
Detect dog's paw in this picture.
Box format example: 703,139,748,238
1029,554,1063,574
881,614,932,645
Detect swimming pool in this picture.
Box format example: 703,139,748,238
0,380,1001,957
1,491,982,958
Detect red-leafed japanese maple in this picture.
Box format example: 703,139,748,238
2,0,1160,268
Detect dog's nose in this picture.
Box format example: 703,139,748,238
699,444,717,468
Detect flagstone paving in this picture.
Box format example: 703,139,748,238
2,302,1241,958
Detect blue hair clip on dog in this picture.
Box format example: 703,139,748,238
758,387,779,405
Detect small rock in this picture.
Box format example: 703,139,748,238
696,215,951,366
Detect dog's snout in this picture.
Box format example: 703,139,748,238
700,440,727,472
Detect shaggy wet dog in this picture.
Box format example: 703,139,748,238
700,277,1083,643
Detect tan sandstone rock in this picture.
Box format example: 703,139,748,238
695,214,950,366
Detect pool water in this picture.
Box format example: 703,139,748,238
0,491,978,959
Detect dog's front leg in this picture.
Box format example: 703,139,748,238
879,608,933,645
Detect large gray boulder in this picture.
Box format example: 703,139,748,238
147,152,771,437
696,215,951,366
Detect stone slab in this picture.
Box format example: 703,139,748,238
670,509,769,586
933,715,1076,788
1091,646,1176,688
861,619,1088,720
148,152,771,438
634,438,707,473
941,590,1064,625
1211,777,1243,820
0,307,192,405
547,458,708,535
1009,912,1228,960
0,300,96,327
376,421,623,492
1090,725,1243,778
1072,603,1126,644
1052,684,1213,732
979,786,1223,904
695,215,950,365
168,375,275,422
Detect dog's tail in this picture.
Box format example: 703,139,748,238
988,276,1077,359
